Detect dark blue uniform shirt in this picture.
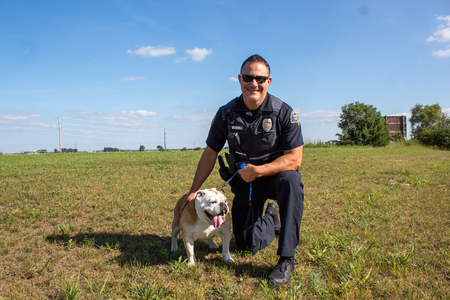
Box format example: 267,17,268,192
207,94,304,154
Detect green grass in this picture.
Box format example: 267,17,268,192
0,144,449,299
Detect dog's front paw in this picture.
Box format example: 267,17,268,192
170,240,178,252
187,257,197,267
223,255,235,264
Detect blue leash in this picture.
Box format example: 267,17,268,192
240,163,252,202
221,163,253,227
222,170,239,188
222,163,252,200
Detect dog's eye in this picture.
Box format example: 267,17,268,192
210,201,217,204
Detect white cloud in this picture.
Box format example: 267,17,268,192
119,76,145,82
66,110,158,127
432,47,450,57
443,108,450,115
228,77,239,82
437,15,450,25
11,122,56,130
428,15,450,57
69,109,93,115
126,45,176,57
0,113,40,121
128,110,157,117
0,113,55,131
185,47,212,62
98,110,157,121
427,25,450,42
172,113,214,123
298,108,341,122
0,115,28,121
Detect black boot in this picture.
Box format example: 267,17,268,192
268,256,295,286
265,202,281,234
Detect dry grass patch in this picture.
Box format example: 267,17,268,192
0,145,449,299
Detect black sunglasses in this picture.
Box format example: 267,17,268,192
240,74,270,84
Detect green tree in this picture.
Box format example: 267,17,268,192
410,103,450,149
62,148,78,153
410,103,448,136
157,145,165,151
336,101,390,147
139,145,145,152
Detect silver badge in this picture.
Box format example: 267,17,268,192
262,118,272,132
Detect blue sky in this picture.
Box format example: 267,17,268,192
1,0,449,153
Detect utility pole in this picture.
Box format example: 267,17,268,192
58,117,62,153
164,128,167,151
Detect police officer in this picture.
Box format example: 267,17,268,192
181,54,304,286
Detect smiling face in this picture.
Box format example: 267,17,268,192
238,61,272,110
195,189,229,229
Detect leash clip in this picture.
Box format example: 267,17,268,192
222,170,239,188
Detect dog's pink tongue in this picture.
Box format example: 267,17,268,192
213,215,224,229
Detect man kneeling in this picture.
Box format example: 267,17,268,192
180,54,304,286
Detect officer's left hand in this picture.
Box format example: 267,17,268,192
238,164,260,182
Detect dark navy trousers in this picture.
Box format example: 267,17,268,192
230,170,304,257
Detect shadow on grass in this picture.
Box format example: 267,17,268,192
45,232,271,279
45,232,175,265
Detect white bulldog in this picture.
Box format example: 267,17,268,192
171,188,234,266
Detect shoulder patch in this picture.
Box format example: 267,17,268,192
290,110,300,125
211,113,216,124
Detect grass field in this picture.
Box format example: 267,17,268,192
0,143,449,299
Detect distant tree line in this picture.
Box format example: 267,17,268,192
336,101,449,149
103,147,120,152
180,147,202,151
51,148,78,153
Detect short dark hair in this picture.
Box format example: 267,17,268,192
240,54,271,75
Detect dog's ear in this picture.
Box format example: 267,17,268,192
216,187,225,194
194,190,205,200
